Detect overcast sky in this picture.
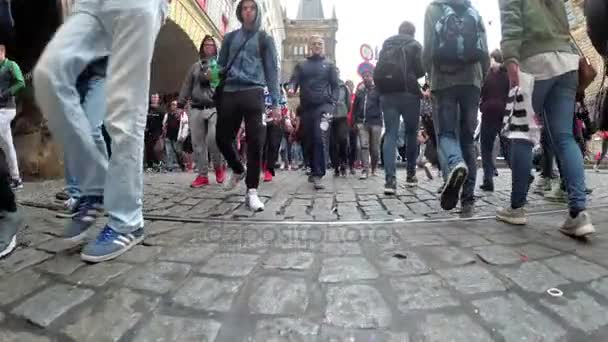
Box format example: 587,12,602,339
283,0,502,82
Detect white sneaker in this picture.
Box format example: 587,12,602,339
560,211,595,238
594,164,600,173
246,189,265,212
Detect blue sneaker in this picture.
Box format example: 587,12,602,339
81,225,144,263
63,196,103,242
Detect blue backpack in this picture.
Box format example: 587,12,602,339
433,3,485,73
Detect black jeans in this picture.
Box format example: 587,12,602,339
348,126,359,169
0,153,16,213
263,122,283,175
216,89,265,189
301,105,328,177
330,117,349,170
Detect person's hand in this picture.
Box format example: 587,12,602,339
287,88,295,97
506,62,520,88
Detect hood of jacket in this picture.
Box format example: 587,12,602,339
198,35,219,59
236,0,262,31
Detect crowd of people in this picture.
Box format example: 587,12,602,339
0,0,608,263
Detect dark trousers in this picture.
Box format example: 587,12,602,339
348,127,359,169
216,89,265,189
330,117,349,170
480,117,503,184
280,133,293,164
302,105,327,177
144,134,162,168
0,153,16,213
263,122,283,175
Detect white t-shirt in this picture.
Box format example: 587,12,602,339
520,52,579,81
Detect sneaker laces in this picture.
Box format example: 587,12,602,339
96,226,117,243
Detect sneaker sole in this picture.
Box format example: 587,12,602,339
405,182,417,188
560,224,595,238
246,203,265,212
80,235,144,263
423,166,433,180
384,188,396,195
440,166,468,211
0,236,17,259
496,214,527,226
64,229,90,243
56,212,77,219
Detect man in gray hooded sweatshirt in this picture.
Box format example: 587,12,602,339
215,0,280,212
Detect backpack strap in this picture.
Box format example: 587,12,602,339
258,30,268,65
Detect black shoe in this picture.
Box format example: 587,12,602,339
307,175,314,183
480,182,494,192
334,169,340,177
461,202,474,217
313,177,325,190
405,175,418,187
340,166,347,177
441,162,468,211
384,178,397,195
350,168,356,175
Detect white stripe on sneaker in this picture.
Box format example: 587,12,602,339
117,235,131,244
113,239,128,247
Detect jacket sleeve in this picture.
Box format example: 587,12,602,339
217,32,232,69
177,64,195,108
352,92,362,123
7,61,25,96
413,42,425,79
499,0,523,65
329,64,340,106
478,18,491,81
422,5,436,75
262,34,280,107
289,63,301,93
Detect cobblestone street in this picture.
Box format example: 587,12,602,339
2,168,608,341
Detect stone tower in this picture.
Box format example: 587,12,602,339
281,0,338,84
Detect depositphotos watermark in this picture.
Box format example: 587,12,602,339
198,224,403,248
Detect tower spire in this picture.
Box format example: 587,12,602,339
297,0,325,20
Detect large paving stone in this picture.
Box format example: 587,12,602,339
375,251,431,276
437,265,506,295
421,247,476,268
473,245,523,265
320,242,363,255
36,255,85,276
0,248,52,274
439,232,492,247
68,262,132,287
263,252,314,270
325,285,391,329
133,315,221,342
199,253,259,277
391,275,459,311
0,270,48,305
541,291,608,334
320,327,409,342
473,294,566,342
513,244,562,260
35,239,81,253
122,262,191,294
400,234,449,247
11,284,94,327
249,277,308,314
484,233,530,245
158,245,217,263
63,288,159,342
589,277,608,300
500,261,570,293
251,318,320,342
0,331,52,342
416,314,493,342
544,255,608,282
319,257,379,283
172,277,242,312
116,245,163,263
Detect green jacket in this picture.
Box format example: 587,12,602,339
0,58,25,109
499,0,575,65
423,0,490,91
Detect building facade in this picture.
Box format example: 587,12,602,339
281,0,338,83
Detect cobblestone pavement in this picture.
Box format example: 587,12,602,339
17,168,608,222
2,169,607,341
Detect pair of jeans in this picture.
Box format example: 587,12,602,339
480,116,503,184
510,71,586,210
301,105,329,177
348,127,359,169
33,0,168,234
330,117,349,170
189,107,222,176
63,74,108,200
0,108,19,180
216,88,265,189
357,123,382,172
279,136,293,165
433,85,480,203
164,139,183,170
381,93,421,179
263,121,283,174
0,155,16,212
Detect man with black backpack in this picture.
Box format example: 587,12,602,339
215,0,280,212
423,0,489,213
288,35,339,190
375,21,425,195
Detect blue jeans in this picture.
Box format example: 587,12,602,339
33,0,168,233
381,93,421,179
63,75,109,200
511,71,586,211
434,85,480,203
480,117,502,184
302,105,328,177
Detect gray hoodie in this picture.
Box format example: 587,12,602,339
218,0,280,106
177,35,218,109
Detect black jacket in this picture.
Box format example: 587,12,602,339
353,85,383,126
289,55,339,110
379,33,425,96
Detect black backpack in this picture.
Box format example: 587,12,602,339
374,45,407,94
433,3,484,73
585,0,608,57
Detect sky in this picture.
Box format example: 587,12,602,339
284,0,502,83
